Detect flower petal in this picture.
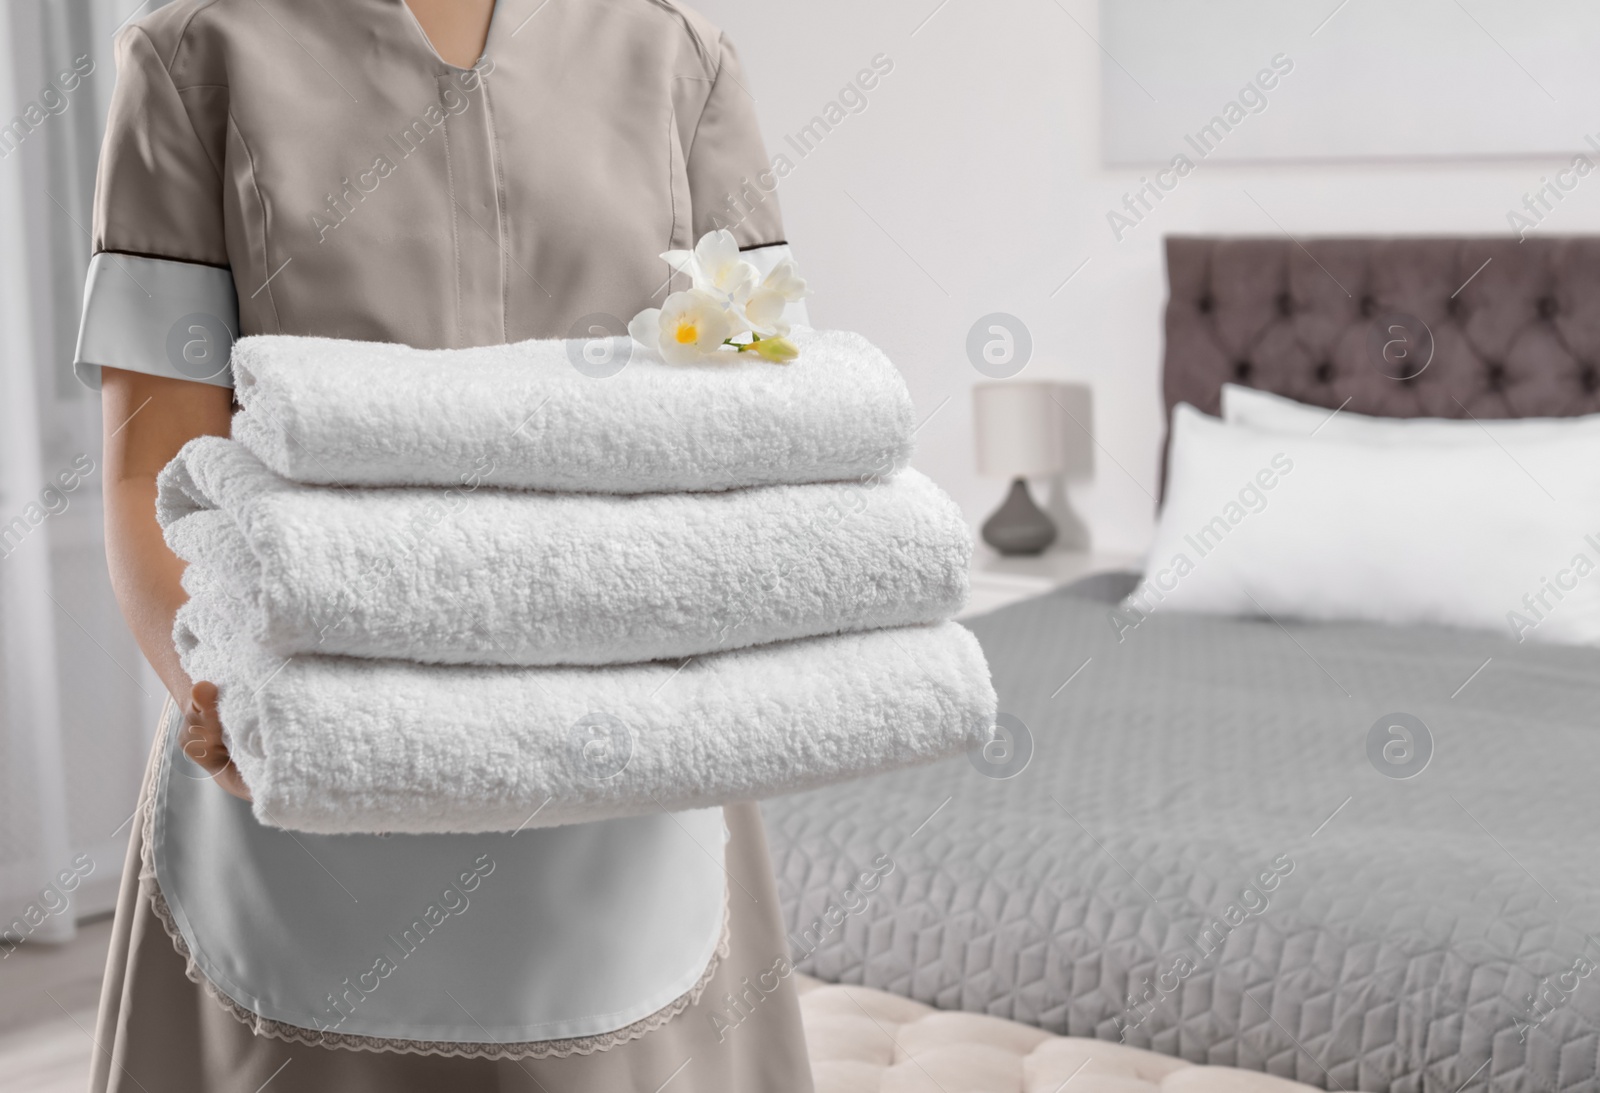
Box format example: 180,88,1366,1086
690,231,763,303
655,288,736,364
761,257,810,302
694,230,740,277
742,288,790,337
723,260,760,305
627,308,663,351
659,338,711,364
658,249,697,278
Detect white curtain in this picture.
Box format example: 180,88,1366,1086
1,0,165,944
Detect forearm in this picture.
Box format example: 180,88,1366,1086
104,472,192,702
100,368,233,704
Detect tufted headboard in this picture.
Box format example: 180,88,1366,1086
1162,235,1600,428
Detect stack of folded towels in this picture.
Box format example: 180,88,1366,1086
158,328,996,835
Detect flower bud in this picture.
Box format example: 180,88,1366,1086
753,336,799,363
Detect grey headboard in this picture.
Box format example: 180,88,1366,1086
1162,235,1600,424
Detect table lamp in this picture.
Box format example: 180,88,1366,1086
973,381,1073,556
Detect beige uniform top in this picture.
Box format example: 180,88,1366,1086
75,0,798,1049
80,0,788,370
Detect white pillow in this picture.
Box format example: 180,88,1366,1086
1221,383,1600,443
1124,404,1600,645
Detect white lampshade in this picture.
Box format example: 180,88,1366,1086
973,381,1078,478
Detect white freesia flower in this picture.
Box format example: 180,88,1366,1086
631,229,809,364
628,288,735,364
659,229,758,305
740,257,810,337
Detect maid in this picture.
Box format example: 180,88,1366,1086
74,0,814,1088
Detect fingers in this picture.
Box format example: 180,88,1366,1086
189,679,218,714
181,682,253,802
181,681,224,772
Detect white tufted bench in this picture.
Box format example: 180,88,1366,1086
797,975,1324,1093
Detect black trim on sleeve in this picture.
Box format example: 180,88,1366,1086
94,248,232,271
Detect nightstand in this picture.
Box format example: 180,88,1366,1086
961,546,1142,618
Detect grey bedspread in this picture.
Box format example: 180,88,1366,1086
762,576,1600,1092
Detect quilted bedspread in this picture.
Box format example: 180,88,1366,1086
763,575,1600,1092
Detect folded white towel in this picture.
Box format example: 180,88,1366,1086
229,328,914,493
176,594,996,835
158,437,971,666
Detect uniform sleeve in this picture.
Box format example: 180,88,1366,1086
687,34,809,328
72,25,237,390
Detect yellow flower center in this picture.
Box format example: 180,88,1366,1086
674,322,699,345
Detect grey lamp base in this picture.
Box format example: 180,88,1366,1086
981,477,1058,556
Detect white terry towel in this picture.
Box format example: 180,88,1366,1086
229,328,915,493
157,437,971,666
175,594,997,835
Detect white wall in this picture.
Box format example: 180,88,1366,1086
1,0,157,926
691,0,1600,556
1101,0,1600,163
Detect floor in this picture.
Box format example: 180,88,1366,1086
0,916,112,1093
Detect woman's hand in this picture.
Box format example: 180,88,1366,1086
179,681,252,801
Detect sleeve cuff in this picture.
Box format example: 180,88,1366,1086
72,253,239,390
740,243,811,330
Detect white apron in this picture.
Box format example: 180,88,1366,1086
150,701,728,1045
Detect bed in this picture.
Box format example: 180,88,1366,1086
765,236,1600,1093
